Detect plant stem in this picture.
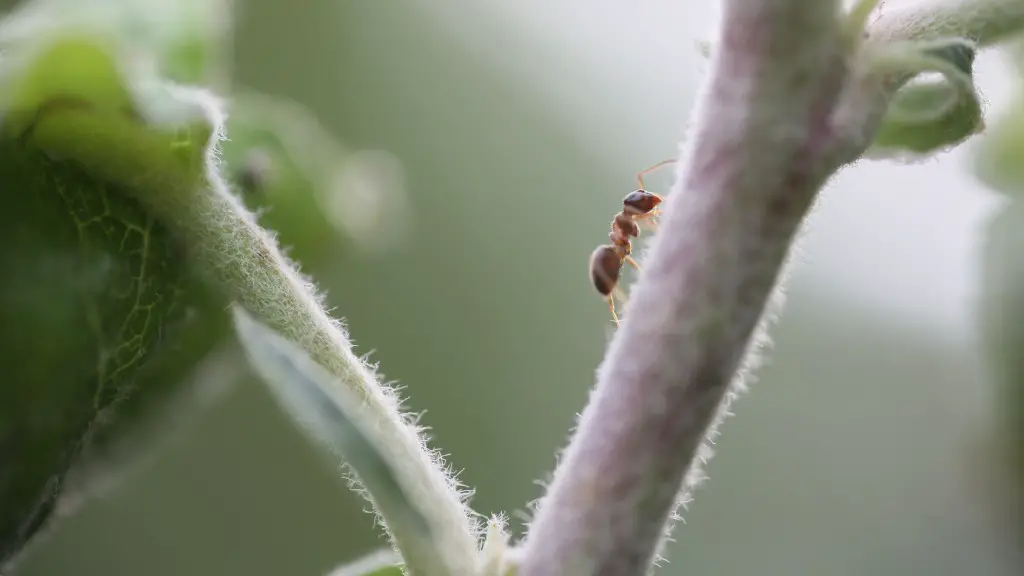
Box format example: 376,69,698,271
518,1,850,574
520,1,1024,575
24,105,481,575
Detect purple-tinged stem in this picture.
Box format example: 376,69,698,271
518,1,851,574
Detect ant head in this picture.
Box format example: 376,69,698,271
622,190,662,216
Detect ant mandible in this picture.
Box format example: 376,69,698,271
588,158,676,326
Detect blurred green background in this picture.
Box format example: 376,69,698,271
4,0,1023,575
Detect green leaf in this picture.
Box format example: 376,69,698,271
974,97,1024,195
0,0,232,87
866,38,984,158
231,306,450,575
0,140,203,568
974,39,1024,196
0,1,231,567
221,91,410,261
325,548,403,576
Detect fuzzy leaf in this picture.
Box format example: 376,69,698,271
231,307,449,575
867,38,984,158
0,0,230,86
0,1,230,567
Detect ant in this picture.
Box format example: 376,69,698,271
588,158,675,326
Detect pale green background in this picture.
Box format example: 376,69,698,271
10,1,1021,575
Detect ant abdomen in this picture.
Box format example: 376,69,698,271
589,245,623,296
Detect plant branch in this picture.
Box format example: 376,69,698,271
21,102,481,574
518,1,851,574
520,1,1024,575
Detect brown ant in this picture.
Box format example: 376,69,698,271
588,158,675,326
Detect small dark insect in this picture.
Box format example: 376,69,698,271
589,158,675,326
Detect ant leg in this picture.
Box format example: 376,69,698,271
625,255,642,271
634,211,661,233
607,295,620,327
636,158,677,190
613,286,630,306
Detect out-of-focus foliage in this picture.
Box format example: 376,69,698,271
868,40,985,159
222,92,410,262
0,0,401,568
973,36,1024,545
1,0,1022,574
0,5,221,563
976,40,1024,195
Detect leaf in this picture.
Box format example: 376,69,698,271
865,38,984,159
231,306,451,575
0,0,231,567
0,0,232,87
974,39,1024,196
325,548,403,576
221,92,410,261
974,97,1024,195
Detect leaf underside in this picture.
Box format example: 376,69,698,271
0,140,203,563
0,7,227,566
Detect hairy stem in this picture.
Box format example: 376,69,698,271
518,1,850,574
23,106,480,574
520,1,1024,575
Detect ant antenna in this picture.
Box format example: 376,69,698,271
636,158,677,190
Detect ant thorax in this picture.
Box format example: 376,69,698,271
613,212,639,238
